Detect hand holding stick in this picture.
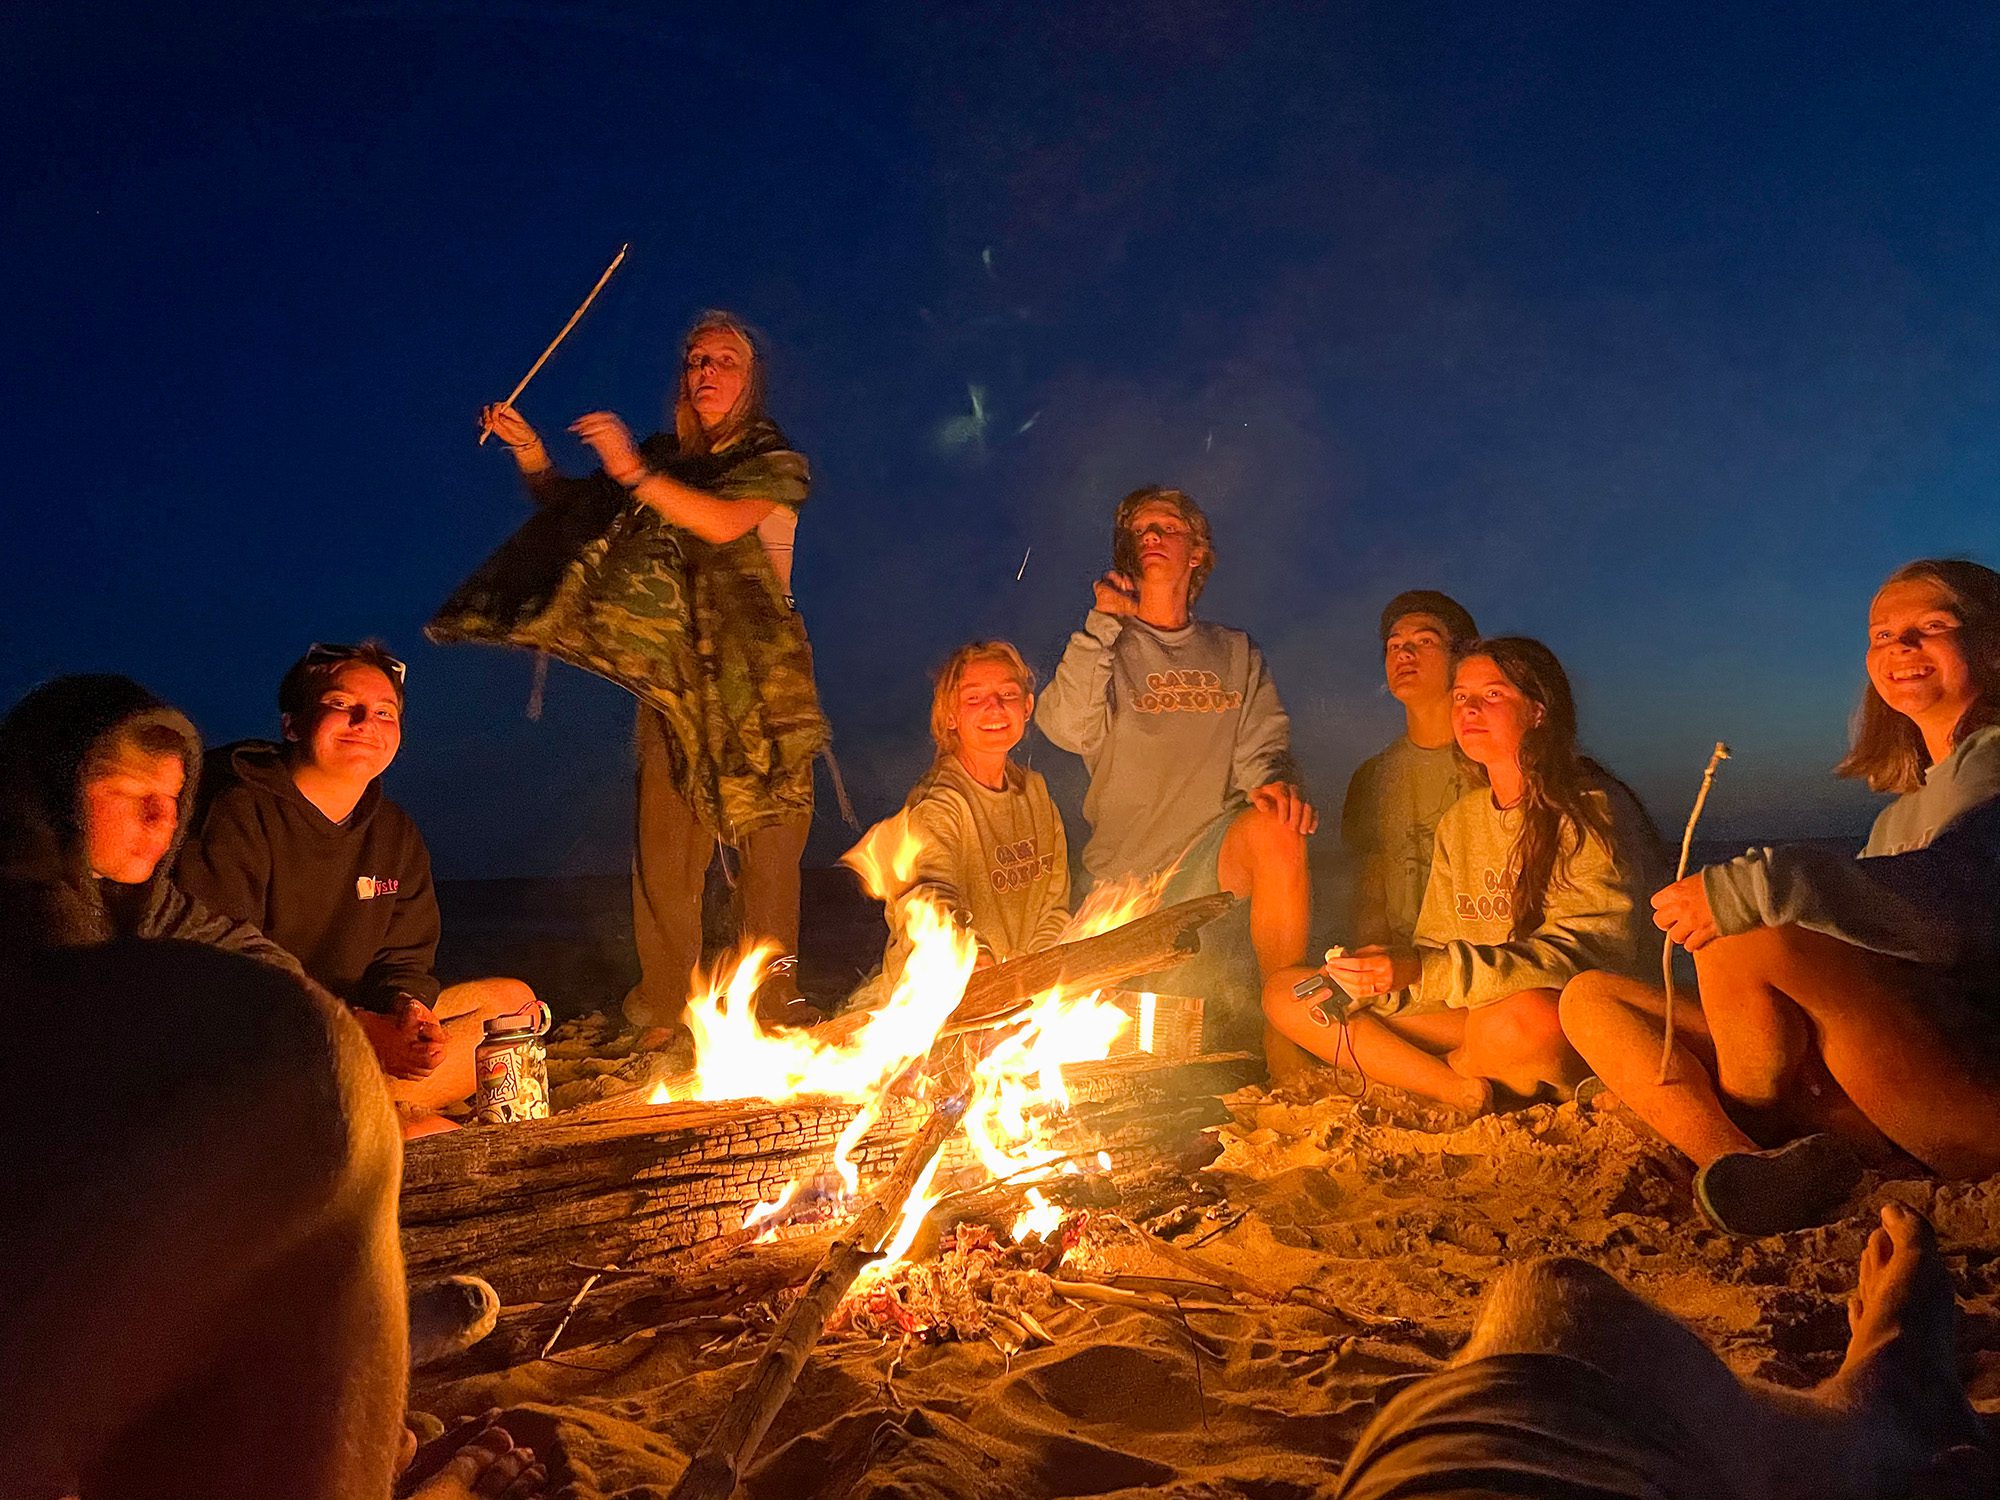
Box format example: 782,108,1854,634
477,242,630,445
1658,742,1730,1084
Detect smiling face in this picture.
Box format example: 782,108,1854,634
1866,577,1977,734
682,329,753,431
1450,654,1541,772
949,658,1031,761
288,661,403,784
82,744,184,883
1384,612,1454,706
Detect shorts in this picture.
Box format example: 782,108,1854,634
1333,1352,1745,1500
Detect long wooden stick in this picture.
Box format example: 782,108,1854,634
1658,742,1730,1084
477,242,629,444
667,1097,968,1500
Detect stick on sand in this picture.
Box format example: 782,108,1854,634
477,242,630,444
1658,742,1730,1084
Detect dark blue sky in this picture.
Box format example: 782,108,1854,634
6,2,1998,877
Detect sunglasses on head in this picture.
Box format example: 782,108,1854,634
304,642,408,685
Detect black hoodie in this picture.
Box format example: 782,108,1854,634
177,741,440,1013
0,675,300,972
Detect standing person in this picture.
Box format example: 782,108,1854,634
177,642,536,1140
1271,639,1661,1112
467,311,826,1036
1036,486,1317,1066
1561,559,2000,1235
1342,590,1481,949
847,641,1069,999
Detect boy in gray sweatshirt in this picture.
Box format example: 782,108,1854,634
1036,487,1317,1065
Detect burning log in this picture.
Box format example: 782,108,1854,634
666,1098,970,1500
401,1048,1252,1310
810,890,1236,1049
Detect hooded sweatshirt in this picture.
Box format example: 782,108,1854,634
0,675,300,972
177,742,440,1012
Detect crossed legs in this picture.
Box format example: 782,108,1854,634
1561,925,2000,1177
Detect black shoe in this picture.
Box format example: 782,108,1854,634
1693,1134,1863,1236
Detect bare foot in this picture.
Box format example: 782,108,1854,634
402,1420,546,1500
1827,1204,1985,1477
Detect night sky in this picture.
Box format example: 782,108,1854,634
7,2,1998,878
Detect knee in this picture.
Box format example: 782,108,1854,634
1557,970,1629,1048
1230,805,1307,869
1468,1255,1633,1355
1477,990,1567,1063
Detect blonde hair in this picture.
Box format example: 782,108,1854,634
672,310,767,455
930,641,1036,756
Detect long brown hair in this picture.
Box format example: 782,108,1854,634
672,310,768,455
1836,558,2000,794
1457,637,1640,939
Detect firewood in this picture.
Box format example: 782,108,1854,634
665,1099,969,1500
810,890,1235,1050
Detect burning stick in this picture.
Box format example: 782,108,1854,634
1657,742,1730,1084
476,242,630,444
666,1095,969,1500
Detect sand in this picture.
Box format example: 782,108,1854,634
414,1069,2000,1498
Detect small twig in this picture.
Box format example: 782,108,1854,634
1659,743,1730,1085
1185,1208,1248,1250
540,1269,607,1358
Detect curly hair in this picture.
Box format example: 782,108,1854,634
1112,487,1215,603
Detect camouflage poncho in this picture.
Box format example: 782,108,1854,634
428,420,826,841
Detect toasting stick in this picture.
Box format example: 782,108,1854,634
1658,742,1731,1084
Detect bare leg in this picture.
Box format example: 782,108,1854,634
388,978,536,1124
1560,969,1755,1166
628,705,712,1030
1263,993,1490,1113
1216,804,1314,1079
1453,987,1585,1096
1460,1212,1983,1500
0,941,408,1500
1697,926,2000,1177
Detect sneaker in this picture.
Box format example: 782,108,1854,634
1693,1134,1863,1237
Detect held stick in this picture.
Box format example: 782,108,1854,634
477,242,630,444
1658,742,1730,1084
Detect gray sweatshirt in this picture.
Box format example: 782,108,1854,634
1704,724,2000,979
1036,609,1297,882
1408,785,1662,1011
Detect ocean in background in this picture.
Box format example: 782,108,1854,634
437,834,1867,1022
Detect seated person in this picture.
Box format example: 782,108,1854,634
1342,589,1481,948
1334,1202,1988,1500
1036,486,1316,1066
0,940,544,1500
1561,559,2000,1235
177,642,535,1139
0,673,297,970
1270,638,1661,1113
847,642,1069,993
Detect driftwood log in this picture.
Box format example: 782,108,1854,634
403,1047,1253,1310
812,890,1235,1047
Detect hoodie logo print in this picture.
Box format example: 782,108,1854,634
1130,669,1242,715
356,876,400,901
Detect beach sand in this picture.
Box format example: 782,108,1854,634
414,1069,2000,1497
